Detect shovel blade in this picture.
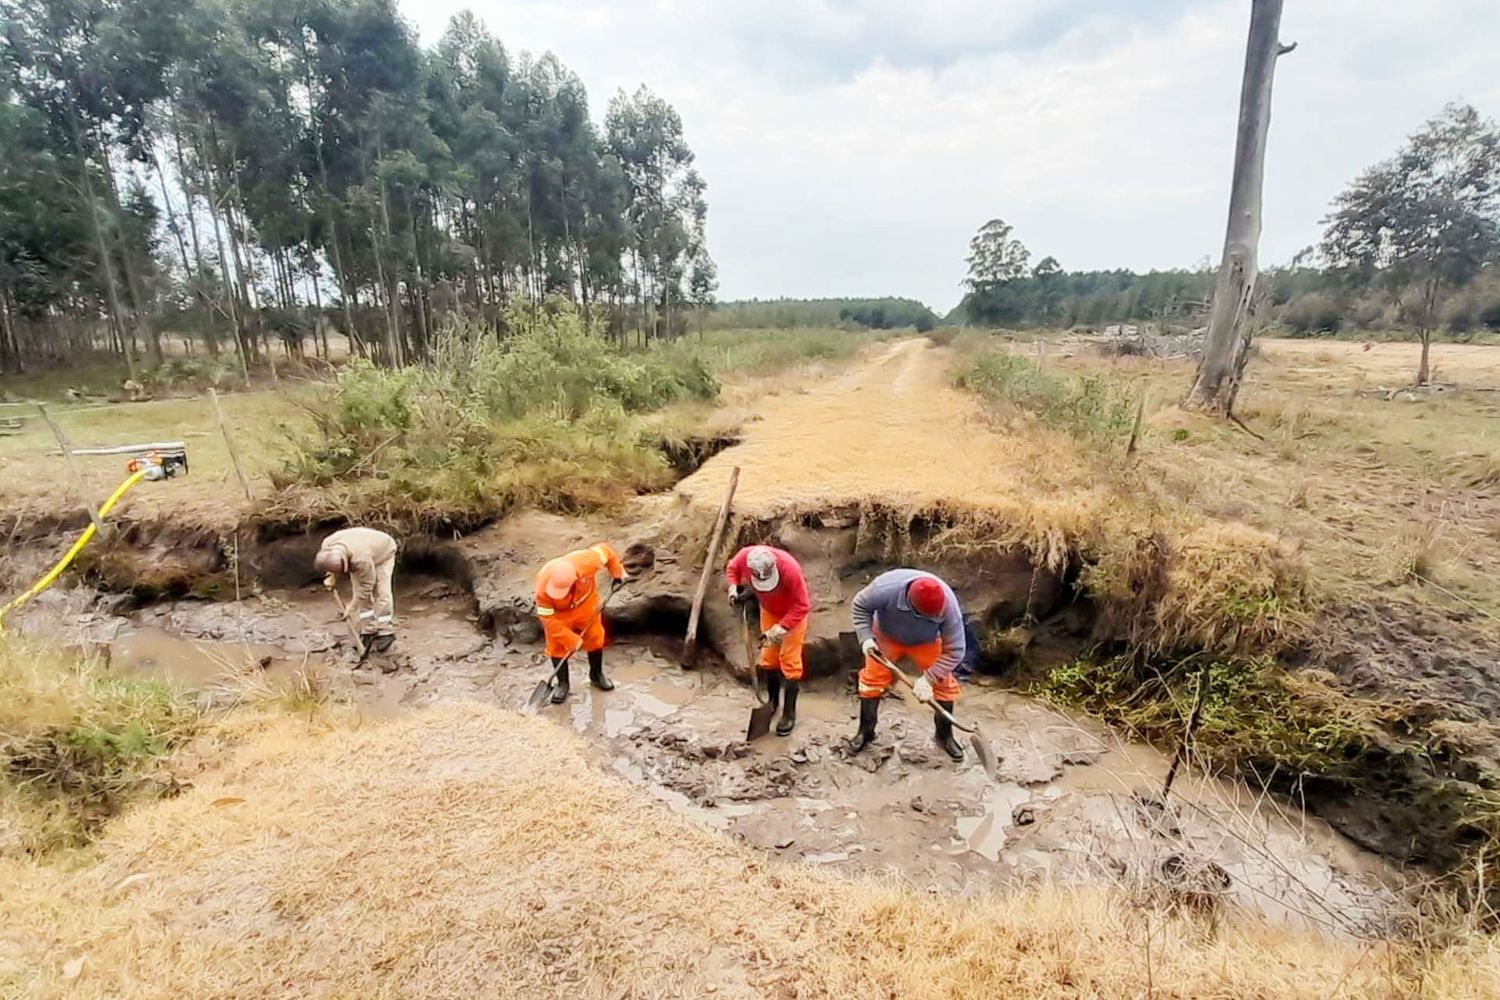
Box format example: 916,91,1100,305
970,730,1000,779
521,678,553,715
746,701,778,742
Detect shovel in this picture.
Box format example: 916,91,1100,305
743,597,778,742
521,583,622,714
871,649,999,778
331,587,375,667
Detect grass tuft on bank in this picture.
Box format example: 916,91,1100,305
0,637,195,856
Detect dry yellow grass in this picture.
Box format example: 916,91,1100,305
3,701,1495,999
1056,339,1500,625
681,338,1305,655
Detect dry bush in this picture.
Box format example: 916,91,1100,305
1387,522,1451,585
4,702,1493,999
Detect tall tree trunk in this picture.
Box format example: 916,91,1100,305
100,156,163,367
67,110,135,381
202,164,252,384
1186,0,1295,414
0,289,16,373
150,146,193,284
170,120,220,356
1415,277,1440,385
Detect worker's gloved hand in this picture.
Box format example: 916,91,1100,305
860,637,880,659
323,574,336,590
612,574,628,593
727,583,742,605
912,673,934,704
762,623,788,646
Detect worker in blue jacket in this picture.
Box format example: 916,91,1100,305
848,568,966,761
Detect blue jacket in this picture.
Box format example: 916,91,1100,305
851,569,965,681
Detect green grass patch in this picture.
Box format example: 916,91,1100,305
1041,651,1500,907
955,346,1135,440
663,326,884,377
0,637,195,855
1041,655,1376,776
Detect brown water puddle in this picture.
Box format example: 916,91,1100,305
14,587,1402,936
109,627,315,687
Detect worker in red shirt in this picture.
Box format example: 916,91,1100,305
726,544,811,736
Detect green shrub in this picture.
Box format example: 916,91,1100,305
1480,297,1500,331
955,349,1134,440
1280,293,1343,335
283,300,720,525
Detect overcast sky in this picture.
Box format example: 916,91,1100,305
405,0,1500,313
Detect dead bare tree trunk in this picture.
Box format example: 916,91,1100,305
1187,0,1295,414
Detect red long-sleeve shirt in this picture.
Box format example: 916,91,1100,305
725,546,811,629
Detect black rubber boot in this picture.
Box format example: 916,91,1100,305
775,681,799,736
760,669,782,709
549,657,570,704
587,650,614,691
847,697,879,753
934,700,965,762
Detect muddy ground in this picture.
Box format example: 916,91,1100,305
14,559,1398,939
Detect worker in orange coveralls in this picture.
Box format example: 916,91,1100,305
849,569,966,761
535,542,628,704
725,544,811,736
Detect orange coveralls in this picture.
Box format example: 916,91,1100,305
535,543,625,659
859,628,962,703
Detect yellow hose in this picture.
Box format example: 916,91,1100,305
0,468,150,632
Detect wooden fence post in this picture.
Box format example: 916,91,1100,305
681,466,740,667
36,403,106,537
209,389,254,503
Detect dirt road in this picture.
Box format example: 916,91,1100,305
679,337,1098,518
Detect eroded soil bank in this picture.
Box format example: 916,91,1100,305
8,513,1399,939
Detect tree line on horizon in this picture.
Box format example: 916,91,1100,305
958,103,1500,378
0,0,716,378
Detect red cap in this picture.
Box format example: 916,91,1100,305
908,576,946,618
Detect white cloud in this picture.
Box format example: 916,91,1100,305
406,0,1500,313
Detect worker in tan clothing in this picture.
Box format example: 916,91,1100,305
315,527,398,642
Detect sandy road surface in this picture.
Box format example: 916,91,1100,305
679,338,1100,519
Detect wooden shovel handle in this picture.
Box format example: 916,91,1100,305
741,597,768,705
870,649,977,734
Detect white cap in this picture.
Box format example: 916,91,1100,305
746,546,780,592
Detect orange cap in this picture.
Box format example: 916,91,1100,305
543,560,578,601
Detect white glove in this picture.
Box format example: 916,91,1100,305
728,583,741,604
762,623,788,646
912,673,934,704
860,637,880,659
323,574,336,590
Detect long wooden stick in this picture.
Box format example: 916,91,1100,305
681,465,739,667
209,388,253,502
36,403,106,538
